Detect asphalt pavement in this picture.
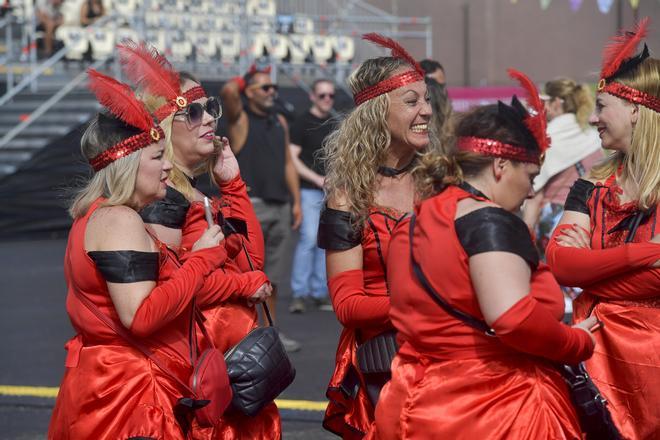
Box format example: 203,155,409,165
0,237,341,439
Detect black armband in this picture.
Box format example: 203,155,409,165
563,179,595,215
317,207,362,250
88,251,159,283
139,186,190,229
455,207,539,270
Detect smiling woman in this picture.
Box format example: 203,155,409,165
318,34,444,439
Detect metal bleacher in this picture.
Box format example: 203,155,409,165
0,0,431,180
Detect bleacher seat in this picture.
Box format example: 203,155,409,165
55,25,89,60
217,1,242,17
113,0,137,17
217,33,240,62
60,0,84,26
170,38,193,62
9,0,33,22
115,26,139,45
288,34,311,64
89,27,114,60
190,33,217,62
292,15,314,34
246,0,276,17
276,15,294,34
332,35,355,64
249,33,270,59
187,0,210,13
250,16,274,33
269,34,288,61
145,29,167,53
310,34,332,64
177,14,199,30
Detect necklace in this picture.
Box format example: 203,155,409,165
377,159,415,177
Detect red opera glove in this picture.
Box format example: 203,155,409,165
586,266,660,300
328,269,390,329
196,268,269,308
492,295,594,364
129,246,226,337
217,175,265,270
546,224,660,287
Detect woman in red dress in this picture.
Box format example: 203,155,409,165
373,69,597,439
318,34,435,438
117,42,281,439
49,70,228,439
546,21,660,440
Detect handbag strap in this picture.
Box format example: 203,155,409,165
408,214,496,337
72,287,197,397
235,231,274,327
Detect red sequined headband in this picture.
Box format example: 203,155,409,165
86,69,163,172
353,70,424,106
154,85,207,121
457,136,541,165
89,127,165,172
598,81,660,113
353,33,425,106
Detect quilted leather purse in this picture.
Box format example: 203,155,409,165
224,302,296,416
356,330,399,374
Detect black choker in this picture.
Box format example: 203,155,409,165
458,181,490,200
378,159,415,177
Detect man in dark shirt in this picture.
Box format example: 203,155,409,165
288,79,335,313
221,67,302,352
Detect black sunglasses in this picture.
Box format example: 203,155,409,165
317,93,335,100
259,84,279,93
174,97,222,128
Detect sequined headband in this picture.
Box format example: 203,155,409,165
89,126,165,172
154,86,207,121
353,70,424,106
598,80,660,113
457,136,541,165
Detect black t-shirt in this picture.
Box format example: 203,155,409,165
290,110,334,189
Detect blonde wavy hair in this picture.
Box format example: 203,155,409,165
69,114,143,219
140,72,206,201
590,58,660,210
323,57,446,221
544,77,594,129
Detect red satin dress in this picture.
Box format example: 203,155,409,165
49,199,199,439
547,174,660,440
324,207,406,439
180,176,281,440
373,186,582,440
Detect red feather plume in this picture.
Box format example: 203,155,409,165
362,33,424,76
507,68,549,153
117,40,180,100
601,18,649,79
87,69,154,132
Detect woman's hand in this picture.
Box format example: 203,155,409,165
212,136,240,182
248,282,273,305
554,224,591,249
192,225,225,252
572,316,599,347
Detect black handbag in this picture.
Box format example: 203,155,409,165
356,330,399,374
408,214,623,440
223,239,296,417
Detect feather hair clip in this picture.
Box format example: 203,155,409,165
507,68,550,155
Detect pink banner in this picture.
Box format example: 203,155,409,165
447,86,525,112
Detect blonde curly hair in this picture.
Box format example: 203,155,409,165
323,57,446,221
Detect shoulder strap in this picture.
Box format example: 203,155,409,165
72,287,197,397
235,233,274,327
408,214,496,337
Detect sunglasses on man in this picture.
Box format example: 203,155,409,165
247,83,279,93
317,93,335,100
174,97,222,128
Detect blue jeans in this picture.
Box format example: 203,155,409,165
291,188,327,299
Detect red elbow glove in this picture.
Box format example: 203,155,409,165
196,268,269,308
491,295,594,364
129,246,227,337
546,224,660,286
217,176,265,271
328,269,390,329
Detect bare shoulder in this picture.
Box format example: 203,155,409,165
86,205,154,252
455,198,498,220
277,113,288,129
